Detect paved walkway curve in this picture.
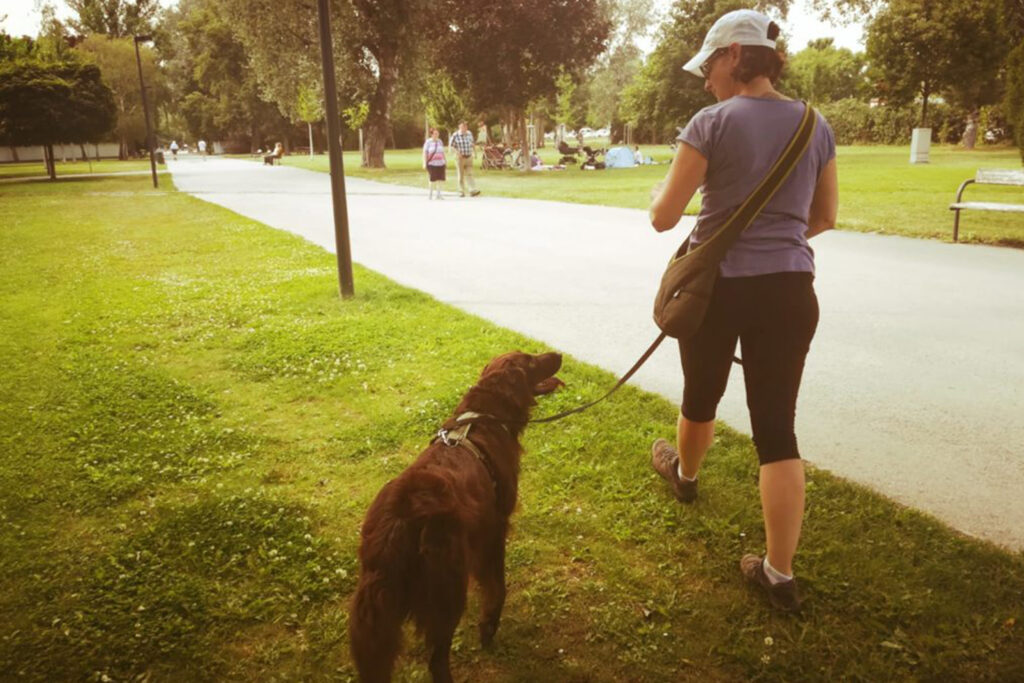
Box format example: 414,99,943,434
169,157,1024,550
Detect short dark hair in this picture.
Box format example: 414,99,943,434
731,22,785,84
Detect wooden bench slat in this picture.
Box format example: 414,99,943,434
950,202,1024,212
975,169,1024,185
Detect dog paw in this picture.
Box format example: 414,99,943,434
478,620,499,648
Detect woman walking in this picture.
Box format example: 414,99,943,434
422,128,447,199
647,9,838,612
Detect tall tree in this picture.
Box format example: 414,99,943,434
433,0,611,165
866,0,1007,127
622,0,727,142
163,0,292,151
1006,42,1024,163
421,72,468,135
296,82,323,156
782,38,866,104
66,0,159,38
223,0,433,167
74,34,163,158
0,59,116,179
586,0,656,135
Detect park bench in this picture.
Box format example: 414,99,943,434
949,168,1024,242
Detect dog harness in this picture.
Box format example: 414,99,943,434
433,411,502,491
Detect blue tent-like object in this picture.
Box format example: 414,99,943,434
604,146,636,168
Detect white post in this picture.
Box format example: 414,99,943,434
308,121,314,158
910,128,931,164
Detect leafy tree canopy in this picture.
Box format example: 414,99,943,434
66,0,159,38
0,59,116,147
74,34,162,155
432,0,611,116
162,0,291,147
222,0,434,167
781,37,866,104
866,0,1008,124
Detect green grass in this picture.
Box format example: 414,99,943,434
0,159,160,179
274,143,1024,247
2,174,1024,681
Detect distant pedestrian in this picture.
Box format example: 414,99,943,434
449,120,480,197
423,128,447,200
169,140,179,160
198,139,207,158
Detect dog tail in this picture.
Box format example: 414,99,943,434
349,568,405,683
394,470,471,660
350,471,465,681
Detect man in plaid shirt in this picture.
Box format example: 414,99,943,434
448,120,481,197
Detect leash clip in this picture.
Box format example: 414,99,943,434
436,428,454,447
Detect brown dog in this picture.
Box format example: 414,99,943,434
349,351,563,682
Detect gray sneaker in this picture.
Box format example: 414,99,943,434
740,555,802,613
650,438,698,503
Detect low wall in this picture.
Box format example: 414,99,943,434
0,143,122,163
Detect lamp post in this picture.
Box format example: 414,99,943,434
315,0,355,298
133,35,158,189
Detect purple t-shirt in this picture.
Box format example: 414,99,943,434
678,96,836,277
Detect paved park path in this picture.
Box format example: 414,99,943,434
170,157,1024,551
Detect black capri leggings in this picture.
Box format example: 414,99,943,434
679,271,818,465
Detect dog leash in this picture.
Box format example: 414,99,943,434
528,333,742,425
529,332,667,424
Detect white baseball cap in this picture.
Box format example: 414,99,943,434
682,9,778,78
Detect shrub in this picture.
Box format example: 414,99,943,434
818,98,965,145
1003,42,1024,163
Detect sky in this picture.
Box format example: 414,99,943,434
2,0,866,53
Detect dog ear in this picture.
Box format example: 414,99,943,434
532,377,565,395
469,364,535,419
508,366,535,404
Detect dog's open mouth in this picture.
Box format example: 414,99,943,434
529,352,563,395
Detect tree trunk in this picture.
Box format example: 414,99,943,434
9,146,19,162
308,122,315,158
920,80,931,128
962,112,978,149
518,109,529,171
362,49,399,168
45,144,57,181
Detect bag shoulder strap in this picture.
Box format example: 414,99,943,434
676,102,817,263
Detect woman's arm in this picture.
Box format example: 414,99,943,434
649,142,707,232
806,157,838,238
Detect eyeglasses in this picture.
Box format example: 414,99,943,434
699,48,728,78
